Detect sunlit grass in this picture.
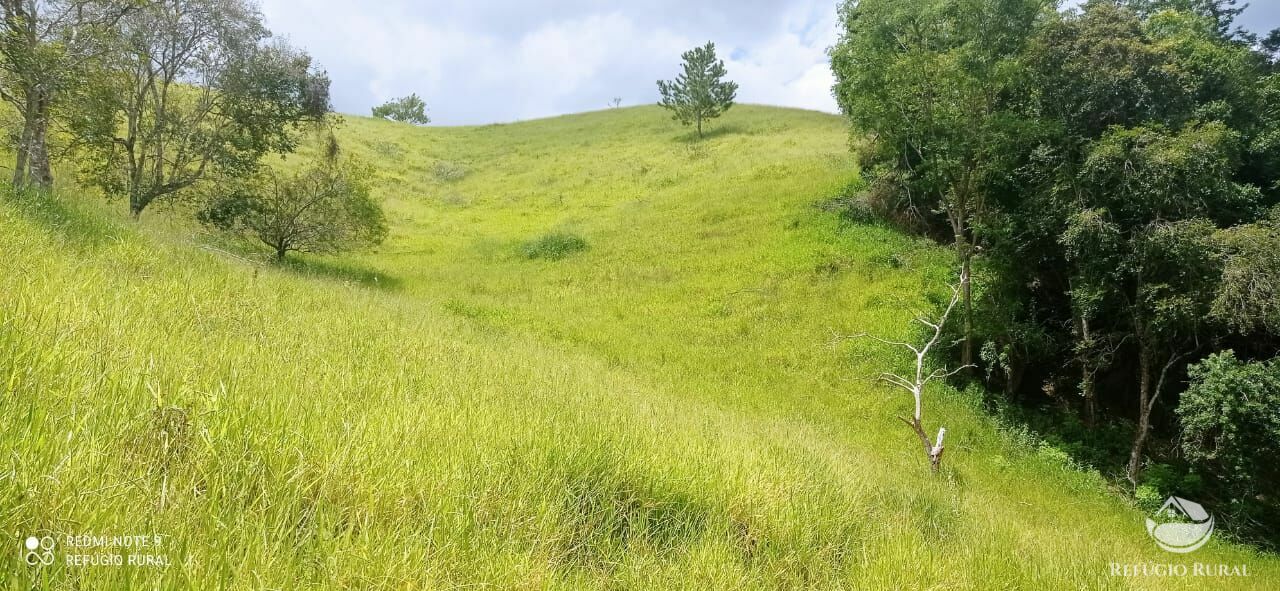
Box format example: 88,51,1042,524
1,105,1276,588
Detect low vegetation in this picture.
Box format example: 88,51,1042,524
3,106,1276,588
521,231,588,260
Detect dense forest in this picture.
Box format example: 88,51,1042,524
832,0,1280,545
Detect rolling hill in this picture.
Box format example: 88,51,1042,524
2,105,1276,589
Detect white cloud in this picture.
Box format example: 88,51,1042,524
258,0,840,125
723,1,839,111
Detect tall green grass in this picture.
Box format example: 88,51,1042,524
1,106,1277,588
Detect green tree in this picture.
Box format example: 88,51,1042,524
832,0,1280,540
1129,0,1247,38
1178,351,1280,513
82,0,330,218
831,0,1050,369
371,93,429,124
0,0,138,191
1047,120,1256,482
1211,208,1280,334
198,136,387,261
1019,5,1267,482
656,41,737,138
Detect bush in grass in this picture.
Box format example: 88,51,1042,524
432,160,468,182
198,144,387,261
521,232,588,260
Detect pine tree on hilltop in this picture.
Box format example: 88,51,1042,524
657,42,738,138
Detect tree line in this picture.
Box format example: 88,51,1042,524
1,0,384,259
833,0,1280,543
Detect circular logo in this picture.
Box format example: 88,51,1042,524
1145,496,1214,553
22,535,55,566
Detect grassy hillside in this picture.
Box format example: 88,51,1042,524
2,105,1276,589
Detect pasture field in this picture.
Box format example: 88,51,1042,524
2,105,1275,589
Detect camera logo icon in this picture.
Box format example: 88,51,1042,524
23,536,55,566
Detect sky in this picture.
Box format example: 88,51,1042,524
258,1,1280,126
1234,2,1279,36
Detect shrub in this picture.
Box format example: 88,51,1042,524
432,160,468,182
198,154,387,260
370,141,403,161
1178,351,1280,501
1135,484,1164,514
521,232,588,260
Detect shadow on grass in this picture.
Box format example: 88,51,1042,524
277,256,403,291
3,189,117,248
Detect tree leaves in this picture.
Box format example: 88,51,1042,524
372,93,429,125
656,42,737,137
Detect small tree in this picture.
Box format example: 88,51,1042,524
199,140,387,261
851,271,970,472
371,93,429,124
656,41,737,138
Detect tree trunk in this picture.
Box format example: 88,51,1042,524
27,91,53,189
129,192,145,220
696,115,703,139
12,104,33,191
901,416,946,473
1082,365,1098,428
960,251,974,368
945,195,975,371
1005,354,1025,395
1127,344,1153,484
1076,313,1098,427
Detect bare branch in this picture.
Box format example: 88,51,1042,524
845,331,917,352
843,267,968,473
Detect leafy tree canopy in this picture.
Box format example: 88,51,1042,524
371,93,429,125
198,135,387,260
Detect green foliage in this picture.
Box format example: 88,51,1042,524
1211,209,1280,333
1134,484,1166,513
1129,0,1248,38
80,0,330,217
431,160,468,182
1179,351,1280,506
1080,123,1257,223
0,0,138,190
833,0,1280,529
520,231,588,260
198,145,387,260
372,93,430,124
831,0,1046,228
656,42,737,138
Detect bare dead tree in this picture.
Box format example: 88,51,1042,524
851,270,970,472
